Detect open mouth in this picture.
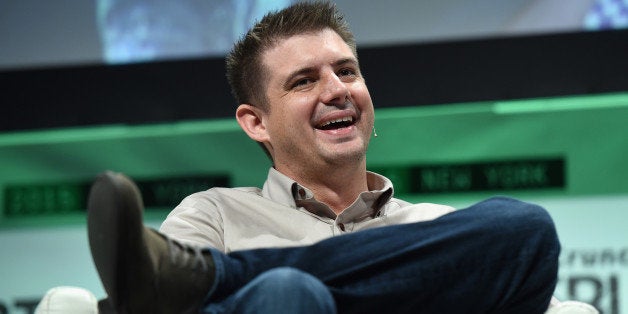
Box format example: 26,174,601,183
316,116,355,130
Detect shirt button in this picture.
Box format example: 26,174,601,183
338,223,345,231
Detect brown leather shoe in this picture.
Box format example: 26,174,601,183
87,171,215,314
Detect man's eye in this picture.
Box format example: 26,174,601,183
292,78,313,88
338,68,356,77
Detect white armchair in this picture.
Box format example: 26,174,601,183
34,286,98,314
35,286,599,314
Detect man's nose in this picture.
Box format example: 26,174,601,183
320,72,349,105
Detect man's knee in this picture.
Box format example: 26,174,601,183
476,196,553,224
254,267,322,292
222,267,336,313
248,267,335,311
472,196,559,248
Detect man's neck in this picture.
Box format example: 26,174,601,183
276,161,369,215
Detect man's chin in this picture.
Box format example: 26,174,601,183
321,147,367,165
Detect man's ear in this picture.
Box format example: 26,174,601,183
235,104,270,143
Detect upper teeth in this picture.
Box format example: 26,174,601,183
319,116,353,127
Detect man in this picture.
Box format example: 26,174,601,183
87,2,560,313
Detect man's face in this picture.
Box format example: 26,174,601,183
259,28,375,174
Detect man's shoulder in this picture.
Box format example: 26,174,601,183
383,197,455,223
160,186,266,248
183,186,263,201
168,186,263,214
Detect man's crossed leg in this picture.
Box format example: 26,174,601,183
87,171,559,313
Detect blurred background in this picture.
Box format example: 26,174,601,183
1,0,627,312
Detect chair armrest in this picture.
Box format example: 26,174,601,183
35,286,98,314
545,299,599,314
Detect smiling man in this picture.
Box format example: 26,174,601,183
88,2,561,313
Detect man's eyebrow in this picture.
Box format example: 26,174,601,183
333,57,359,68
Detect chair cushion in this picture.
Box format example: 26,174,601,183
35,286,98,314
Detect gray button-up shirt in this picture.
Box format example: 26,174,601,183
160,168,454,253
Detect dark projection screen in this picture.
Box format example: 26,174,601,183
1,0,627,70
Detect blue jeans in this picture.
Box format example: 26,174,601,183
204,267,336,314
203,197,560,314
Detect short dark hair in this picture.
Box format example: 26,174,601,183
225,1,356,111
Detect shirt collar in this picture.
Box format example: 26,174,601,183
261,167,300,208
261,167,394,220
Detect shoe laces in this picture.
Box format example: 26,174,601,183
166,238,209,272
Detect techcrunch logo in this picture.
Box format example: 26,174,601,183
558,248,628,314
563,248,628,267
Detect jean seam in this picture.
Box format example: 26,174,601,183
205,248,224,302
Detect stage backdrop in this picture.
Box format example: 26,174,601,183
1,92,627,313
